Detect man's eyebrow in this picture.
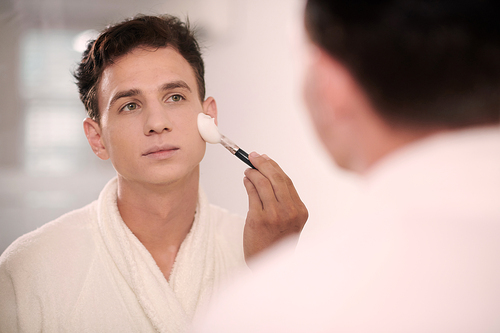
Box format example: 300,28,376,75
109,88,141,109
160,80,192,92
108,81,192,109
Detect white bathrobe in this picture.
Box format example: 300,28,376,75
0,178,246,333
194,126,500,332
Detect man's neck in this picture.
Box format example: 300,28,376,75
115,169,200,280
351,108,447,174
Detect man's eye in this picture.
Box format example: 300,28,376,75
123,103,138,111
170,94,184,102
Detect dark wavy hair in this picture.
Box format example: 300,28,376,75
305,0,500,128
73,14,205,123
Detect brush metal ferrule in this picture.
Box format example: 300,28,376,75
219,135,256,169
220,135,239,154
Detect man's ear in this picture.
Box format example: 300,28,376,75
308,46,377,129
316,49,358,121
83,118,110,160
202,97,218,125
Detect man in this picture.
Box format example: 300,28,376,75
0,15,307,332
193,0,500,331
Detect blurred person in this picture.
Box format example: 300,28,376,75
192,0,500,332
0,15,307,333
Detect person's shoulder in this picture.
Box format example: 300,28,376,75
207,204,245,235
206,204,245,261
0,201,99,274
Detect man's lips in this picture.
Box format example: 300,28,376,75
142,145,180,158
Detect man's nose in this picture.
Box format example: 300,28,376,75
144,102,173,135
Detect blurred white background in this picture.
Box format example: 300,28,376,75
0,0,361,254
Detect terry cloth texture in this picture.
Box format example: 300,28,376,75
0,178,246,333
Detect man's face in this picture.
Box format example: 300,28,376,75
91,46,210,186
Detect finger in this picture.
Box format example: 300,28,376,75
244,168,280,210
243,176,264,212
248,153,294,204
260,154,301,198
257,154,304,206
266,157,303,205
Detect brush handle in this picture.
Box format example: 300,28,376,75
235,149,256,169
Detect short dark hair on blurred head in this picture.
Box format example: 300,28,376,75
305,0,500,128
74,14,205,123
